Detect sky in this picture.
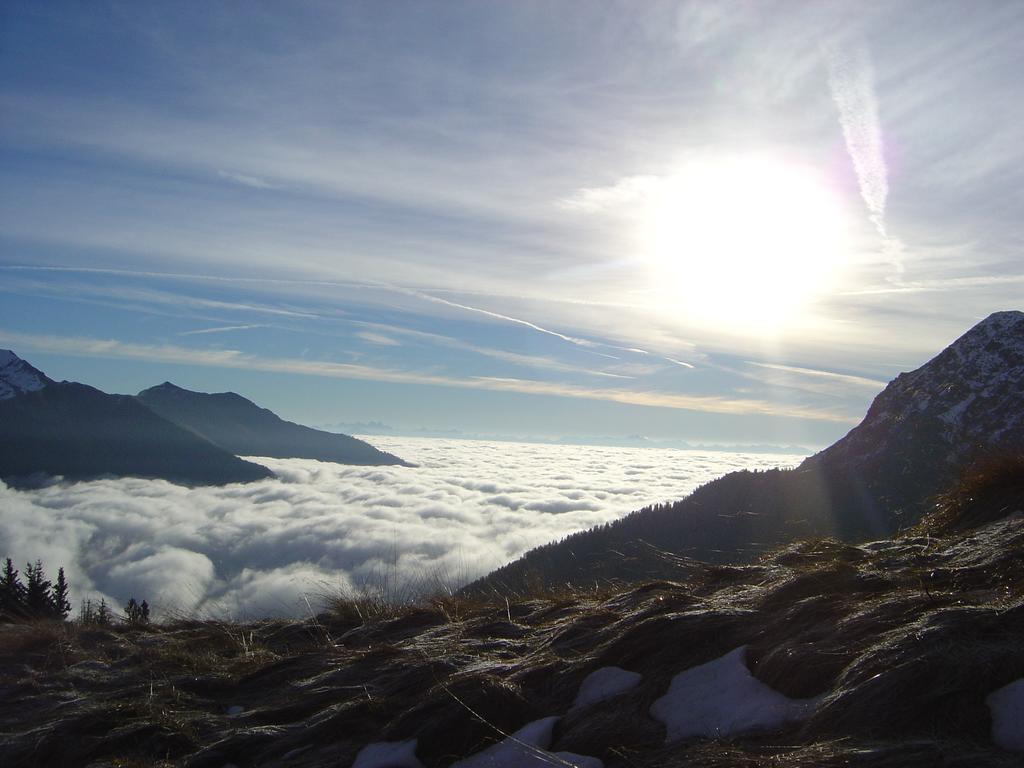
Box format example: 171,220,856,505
1,1,1021,448
0,438,796,616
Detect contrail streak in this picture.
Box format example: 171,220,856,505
827,43,889,238
0,264,700,370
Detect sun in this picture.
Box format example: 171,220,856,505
641,154,849,333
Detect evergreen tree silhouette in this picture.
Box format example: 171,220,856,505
51,567,71,620
124,597,150,625
24,560,54,617
96,598,111,626
0,558,28,620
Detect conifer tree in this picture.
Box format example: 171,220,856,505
79,598,95,624
96,598,111,626
124,597,149,625
51,568,71,620
80,598,113,625
0,558,27,620
25,560,54,617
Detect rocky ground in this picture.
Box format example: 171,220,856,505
1,460,1022,767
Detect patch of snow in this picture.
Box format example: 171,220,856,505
572,666,642,711
939,393,976,426
650,646,819,743
352,738,425,768
450,716,603,768
986,678,1024,752
0,350,48,400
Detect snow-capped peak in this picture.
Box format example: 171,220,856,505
0,350,52,400
808,310,1024,471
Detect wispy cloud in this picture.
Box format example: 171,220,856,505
840,273,1024,296
0,271,321,320
0,265,705,372
356,331,402,347
0,330,855,422
557,174,658,213
217,169,276,190
410,290,707,371
826,42,891,239
411,291,602,349
745,361,887,390
353,322,633,379
179,324,266,336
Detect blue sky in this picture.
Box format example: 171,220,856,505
1,1,1021,448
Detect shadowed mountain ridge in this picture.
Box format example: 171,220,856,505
137,382,409,467
0,377,273,487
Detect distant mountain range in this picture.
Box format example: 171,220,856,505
137,382,408,467
473,310,1024,593
327,420,813,455
0,378,273,487
0,353,407,486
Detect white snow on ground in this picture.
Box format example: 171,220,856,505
650,646,819,742
450,716,603,768
939,392,977,427
352,738,425,768
986,678,1024,752
572,666,643,711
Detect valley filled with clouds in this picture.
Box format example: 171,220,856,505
0,437,799,618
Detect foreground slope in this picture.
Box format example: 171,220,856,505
1,462,1021,766
137,382,409,466
475,311,1024,591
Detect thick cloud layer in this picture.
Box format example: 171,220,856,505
0,437,798,618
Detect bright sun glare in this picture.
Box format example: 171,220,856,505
642,154,849,333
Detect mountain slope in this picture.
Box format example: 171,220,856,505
136,382,409,467
0,350,51,400
472,311,1024,592
0,354,272,486
803,310,1024,521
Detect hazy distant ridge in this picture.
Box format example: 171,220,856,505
137,382,410,467
0,377,272,487
0,351,407,487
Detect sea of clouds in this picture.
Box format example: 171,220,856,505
0,437,800,618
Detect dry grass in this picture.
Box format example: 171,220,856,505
0,618,69,656
912,454,1024,536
